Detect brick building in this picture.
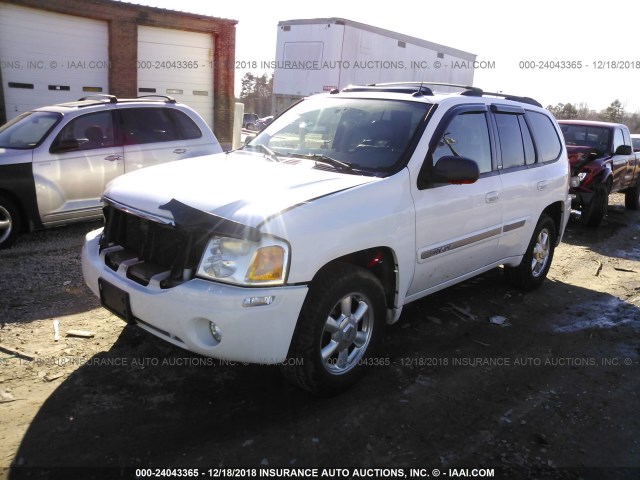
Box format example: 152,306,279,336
0,0,236,144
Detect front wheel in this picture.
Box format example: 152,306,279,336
282,264,386,395
582,184,608,227
0,194,21,249
504,214,556,290
624,180,640,210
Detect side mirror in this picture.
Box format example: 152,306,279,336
432,156,480,184
614,145,632,156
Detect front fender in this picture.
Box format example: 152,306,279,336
0,161,42,230
571,161,611,195
262,170,416,310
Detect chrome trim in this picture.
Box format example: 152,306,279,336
503,219,526,233
420,227,502,260
103,196,174,225
419,219,527,261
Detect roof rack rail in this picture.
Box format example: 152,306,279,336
480,91,542,108
77,94,118,103
386,81,482,95
338,82,542,107
341,83,434,96
348,81,483,96
136,95,177,103
405,83,542,107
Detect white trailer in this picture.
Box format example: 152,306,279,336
272,18,476,114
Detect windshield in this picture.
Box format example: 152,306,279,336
560,124,611,154
245,97,430,175
0,111,62,149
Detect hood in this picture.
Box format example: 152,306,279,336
566,145,605,169
103,151,378,228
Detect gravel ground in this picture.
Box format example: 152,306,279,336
1,195,639,480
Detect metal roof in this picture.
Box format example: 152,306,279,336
278,17,476,61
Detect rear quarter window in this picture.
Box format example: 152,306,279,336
167,109,203,140
526,111,562,163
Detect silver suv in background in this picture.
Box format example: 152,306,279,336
0,95,221,248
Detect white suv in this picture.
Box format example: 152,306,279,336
82,83,571,394
0,95,221,248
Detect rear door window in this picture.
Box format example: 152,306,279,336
120,108,179,145
495,113,526,169
520,117,536,165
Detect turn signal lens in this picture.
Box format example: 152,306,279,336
246,246,285,282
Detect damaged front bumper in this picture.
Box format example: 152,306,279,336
82,228,308,364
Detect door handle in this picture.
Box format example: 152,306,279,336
104,155,122,161
485,191,500,203
173,148,187,154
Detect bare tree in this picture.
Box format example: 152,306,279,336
547,99,638,131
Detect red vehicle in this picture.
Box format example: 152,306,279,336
558,120,640,226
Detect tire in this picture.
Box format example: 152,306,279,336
0,194,21,249
624,180,640,210
581,183,608,227
504,214,556,291
282,263,386,395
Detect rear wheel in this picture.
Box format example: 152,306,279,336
582,183,608,227
624,180,640,210
0,194,21,249
504,214,556,290
282,264,385,395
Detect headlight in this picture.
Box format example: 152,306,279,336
570,172,588,188
196,235,289,286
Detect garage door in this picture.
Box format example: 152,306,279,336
0,4,108,121
138,26,214,128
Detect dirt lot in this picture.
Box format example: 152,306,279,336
1,195,639,480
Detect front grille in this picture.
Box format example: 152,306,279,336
100,205,207,288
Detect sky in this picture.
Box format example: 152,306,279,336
126,0,640,114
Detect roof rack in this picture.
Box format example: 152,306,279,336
340,83,434,96
338,82,542,107
478,91,542,108
77,94,118,103
75,94,178,106
136,95,177,104
341,82,483,97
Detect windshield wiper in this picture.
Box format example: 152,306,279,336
288,153,354,172
242,143,281,162
256,144,281,162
